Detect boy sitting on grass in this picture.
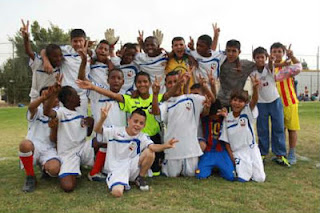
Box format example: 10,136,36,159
94,106,178,197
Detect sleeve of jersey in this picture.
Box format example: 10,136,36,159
118,94,131,112
248,105,259,122
53,108,63,120
141,134,154,150
110,56,121,67
219,118,229,143
26,108,40,122
158,102,168,124
102,126,114,143
29,53,42,72
192,94,205,116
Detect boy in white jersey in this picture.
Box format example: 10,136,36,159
20,19,63,101
220,76,266,182
134,35,168,94
251,47,287,165
19,87,61,192
95,107,178,197
44,84,95,192
43,29,91,115
152,71,213,177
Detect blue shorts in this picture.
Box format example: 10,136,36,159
196,150,235,181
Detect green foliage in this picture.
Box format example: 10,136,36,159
0,21,70,104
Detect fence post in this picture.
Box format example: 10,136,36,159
317,46,319,93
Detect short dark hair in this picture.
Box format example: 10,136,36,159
270,42,285,52
172,37,185,45
58,86,74,106
46,44,61,56
123,42,136,50
190,83,201,90
39,86,49,96
131,108,146,119
198,35,212,48
145,36,158,45
253,47,268,58
226,39,241,50
108,68,124,78
70,29,86,39
230,90,249,103
165,71,179,81
134,71,151,84
97,39,108,46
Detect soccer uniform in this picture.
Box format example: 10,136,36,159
196,101,235,181
252,66,286,156
60,45,91,115
54,107,94,178
22,106,59,167
29,53,60,101
134,52,168,94
275,64,300,130
220,105,265,182
111,56,139,94
159,94,204,177
100,126,153,190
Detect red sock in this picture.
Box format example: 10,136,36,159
19,152,34,176
89,150,106,176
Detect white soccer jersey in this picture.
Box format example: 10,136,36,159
190,50,226,81
220,105,258,152
29,53,60,101
60,45,90,98
111,56,139,94
101,126,153,172
134,52,167,94
54,106,87,156
251,65,280,103
159,94,205,160
26,106,56,148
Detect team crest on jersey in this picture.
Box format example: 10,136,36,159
127,70,133,77
129,142,137,151
185,102,192,111
160,62,167,67
239,118,246,127
117,132,125,138
210,64,217,71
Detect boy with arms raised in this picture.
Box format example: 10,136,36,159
95,106,178,197
271,42,302,165
19,87,61,192
20,19,62,101
152,71,213,177
220,75,266,182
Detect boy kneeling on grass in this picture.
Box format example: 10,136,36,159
94,106,178,198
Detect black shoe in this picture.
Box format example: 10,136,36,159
135,175,149,191
22,176,36,192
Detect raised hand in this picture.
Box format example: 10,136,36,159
153,29,163,46
100,103,112,120
20,19,29,39
250,74,260,89
166,138,179,148
285,44,294,59
137,30,144,45
206,69,215,87
116,46,126,58
202,95,212,108
217,107,228,117
104,28,119,46
197,74,207,87
212,22,220,37
188,36,195,51
77,40,89,61
152,75,161,95
76,79,93,90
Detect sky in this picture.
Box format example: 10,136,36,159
0,0,320,68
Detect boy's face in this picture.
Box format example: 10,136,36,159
69,88,81,108
108,71,124,93
254,53,267,68
48,49,63,67
122,48,136,64
196,40,210,57
172,40,185,58
96,43,109,62
165,74,181,96
127,113,146,135
230,97,245,114
144,38,159,57
71,37,85,51
226,46,241,63
271,47,284,62
135,75,151,95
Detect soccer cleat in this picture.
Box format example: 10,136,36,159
87,172,107,182
152,171,161,177
135,175,149,191
272,156,291,167
288,152,297,165
22,176,36,192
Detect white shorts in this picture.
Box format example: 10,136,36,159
20,140,60,169
106,155,140,191
59,140,94,178
234,144,266,182
162,157,199,177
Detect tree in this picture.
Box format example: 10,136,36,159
0,21,70,104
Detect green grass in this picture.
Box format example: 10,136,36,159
0,102,319,213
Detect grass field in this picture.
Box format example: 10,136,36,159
0,102,319,213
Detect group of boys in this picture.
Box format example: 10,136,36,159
18,20,302,197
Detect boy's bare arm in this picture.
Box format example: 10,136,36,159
151,76,161,115
249,74,260,110
28,89,49,119
20,19,35,60
41,49,54,73
211,23,220,51
77,41,89,80
148,138,179,152
93,104,111,134
48,118,58,143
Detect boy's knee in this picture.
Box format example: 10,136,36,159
111,185,124,198
60,177,76,192
19,140,34,152
44,159,61,177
